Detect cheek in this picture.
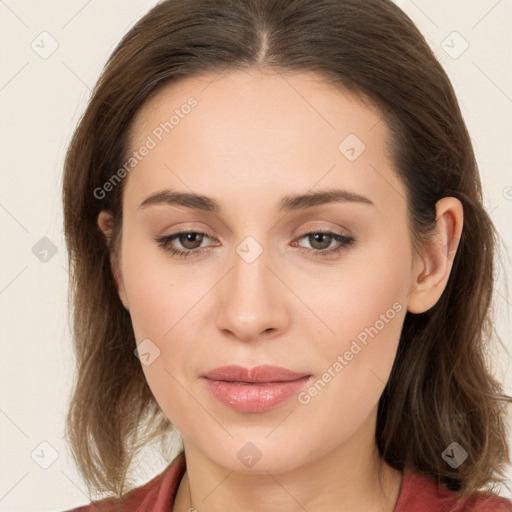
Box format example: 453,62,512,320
119,241,203,427
296,231,409,354
119,228,201,341
300,239,406,361
123,268,174,342
292,235,410,437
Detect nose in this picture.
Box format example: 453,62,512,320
215,243,289,342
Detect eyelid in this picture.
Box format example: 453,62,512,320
155,223,218,240
293,222,352,239
156,222,351,244
155,225,356,263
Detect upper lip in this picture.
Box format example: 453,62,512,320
202,365,310,383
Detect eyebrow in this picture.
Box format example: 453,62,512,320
138,188,374,212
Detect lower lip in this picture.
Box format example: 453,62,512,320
203,376,312,412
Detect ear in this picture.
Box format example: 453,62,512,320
407,197,463,314
97,210,129,310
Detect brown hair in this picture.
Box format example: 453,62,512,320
62,0,511,500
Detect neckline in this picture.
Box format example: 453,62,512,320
165,452,409,511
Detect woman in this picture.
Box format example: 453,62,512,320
61,0,512,510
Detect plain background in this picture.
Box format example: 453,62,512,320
0,0,511,510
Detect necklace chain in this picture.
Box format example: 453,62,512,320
187,472,194,511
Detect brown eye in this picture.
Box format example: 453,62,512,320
155,231,213,258
155,230,355,260
294,231,356,259
178,232,205,250
307,233,333,250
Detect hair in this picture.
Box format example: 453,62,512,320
62,0,512,501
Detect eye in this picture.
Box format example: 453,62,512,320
293,231,356,258
154,230,356,259
155,231,214,258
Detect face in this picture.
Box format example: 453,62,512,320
106,68,421,473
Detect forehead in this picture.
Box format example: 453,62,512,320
131,68,385,147
124,68,405,214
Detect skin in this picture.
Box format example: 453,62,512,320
98,68,463,511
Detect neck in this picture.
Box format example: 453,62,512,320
173,411,403,512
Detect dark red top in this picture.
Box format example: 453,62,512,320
62,452,512,511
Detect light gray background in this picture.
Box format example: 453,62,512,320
0,0,511,510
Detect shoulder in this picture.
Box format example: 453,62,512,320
60,452,186,512
395,471,512,512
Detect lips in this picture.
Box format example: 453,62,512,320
201,365,313,412
201,364,310,383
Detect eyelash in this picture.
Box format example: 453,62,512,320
154,230,356,259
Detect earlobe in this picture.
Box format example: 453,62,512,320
407,197,463,314
97,210,114,244
97,210,129,311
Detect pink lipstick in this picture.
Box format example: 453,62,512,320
201,365,312,413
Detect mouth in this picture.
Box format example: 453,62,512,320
201,364,311,383
201,365,313,412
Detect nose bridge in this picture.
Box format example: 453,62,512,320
231,235,275,312
233,236,270,298
215,234,286,339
